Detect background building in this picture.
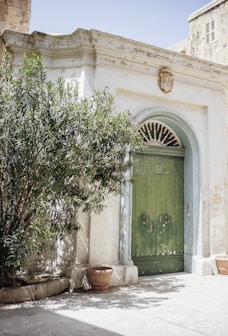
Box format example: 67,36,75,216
170,0,228,65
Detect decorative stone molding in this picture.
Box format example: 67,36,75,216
1,29,227,88
158,67,173,93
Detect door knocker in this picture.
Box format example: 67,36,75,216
164,214,170,224
160,213,170,224
142,213,148,225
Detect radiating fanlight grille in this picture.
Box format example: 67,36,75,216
138,120,181,147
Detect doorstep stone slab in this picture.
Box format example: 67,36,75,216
0,277,70,304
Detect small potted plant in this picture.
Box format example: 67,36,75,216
86,266,113,292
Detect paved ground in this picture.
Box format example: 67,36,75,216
0,272,228,336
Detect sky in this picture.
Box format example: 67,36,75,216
30,0,212,49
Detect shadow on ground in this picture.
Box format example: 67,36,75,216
0,306,122,336
0,274,185,313
37,274,185,311
0,274,186,335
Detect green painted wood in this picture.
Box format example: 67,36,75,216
132,149,184,275
143,146,185,157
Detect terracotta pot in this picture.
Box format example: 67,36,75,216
86,266,113,292
215,257,228,275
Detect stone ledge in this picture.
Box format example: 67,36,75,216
0,277,70,304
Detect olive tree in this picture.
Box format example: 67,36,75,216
0,53,141,287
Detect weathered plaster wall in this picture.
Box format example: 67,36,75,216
89,196,120,265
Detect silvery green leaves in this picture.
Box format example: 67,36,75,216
0,52,141,286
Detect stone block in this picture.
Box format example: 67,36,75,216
0,278,70,304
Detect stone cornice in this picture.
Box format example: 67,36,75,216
1,28,227,85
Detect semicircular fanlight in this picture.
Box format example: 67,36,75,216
138,120,182,147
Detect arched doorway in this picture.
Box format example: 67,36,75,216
119,109,200,275
132,120,184,275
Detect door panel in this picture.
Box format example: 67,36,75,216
132,151,184,275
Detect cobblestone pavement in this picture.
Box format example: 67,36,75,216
0,273,228,336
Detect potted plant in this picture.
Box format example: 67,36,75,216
86,266,113,292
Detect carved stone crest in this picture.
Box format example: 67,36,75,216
158,67,173,93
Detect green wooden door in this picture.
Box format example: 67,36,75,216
132,148,184,275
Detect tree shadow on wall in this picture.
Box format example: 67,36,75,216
25,233,77,278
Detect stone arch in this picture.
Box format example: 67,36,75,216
119,107,201,273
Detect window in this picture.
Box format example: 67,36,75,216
138,120,182,147
206,19,215,43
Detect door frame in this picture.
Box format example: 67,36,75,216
119,108,200,274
